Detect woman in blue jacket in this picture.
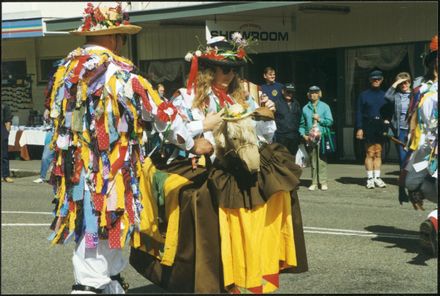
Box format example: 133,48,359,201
299,86,334,191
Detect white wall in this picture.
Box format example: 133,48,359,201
1,2,216,19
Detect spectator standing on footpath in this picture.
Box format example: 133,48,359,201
1,102,14,183
299,86,334,191
45,3,210,294
273,82,302,156
384,72,412,201
33,108,55,183
260,66,284,102
355,70,388,189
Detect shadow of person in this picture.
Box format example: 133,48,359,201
364,225,434,266
128,284,167,294
385,170,401,176
335,177,398,186
299,179,312,188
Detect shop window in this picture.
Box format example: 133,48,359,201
139,59,188,99
1,60,27,86
1,60,33,113
345,43,417,127
38,58,62,84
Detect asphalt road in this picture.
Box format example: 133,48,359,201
1,163,437,294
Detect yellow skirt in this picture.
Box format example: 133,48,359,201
219,191,297,293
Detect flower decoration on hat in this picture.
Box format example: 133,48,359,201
70,2,141,36
185,33,258,94
429,35,438,52
422,35,438,67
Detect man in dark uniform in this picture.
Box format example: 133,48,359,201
355,70,388,189
273,82,302,156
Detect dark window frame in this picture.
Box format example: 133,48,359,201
37,57,62,85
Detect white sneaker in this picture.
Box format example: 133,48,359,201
33,178,44,184
321,184,328,191
366,178,375,189
374,177,386,188
308,184,318,191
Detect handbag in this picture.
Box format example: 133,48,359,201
320,126,336,155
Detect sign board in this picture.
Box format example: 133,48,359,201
206,20,291,44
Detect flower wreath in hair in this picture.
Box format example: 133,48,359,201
185,32,258,95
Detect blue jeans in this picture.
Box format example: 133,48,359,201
397,129,409,169
40,131,55,179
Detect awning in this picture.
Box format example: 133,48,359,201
2,18,44,39
45,2,308,31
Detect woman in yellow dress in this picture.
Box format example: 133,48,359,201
130,33,308,293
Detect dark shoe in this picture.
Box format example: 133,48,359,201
72,284,103,294
419,219,438,257
398,186,409,204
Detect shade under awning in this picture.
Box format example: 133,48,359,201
2,18,44,39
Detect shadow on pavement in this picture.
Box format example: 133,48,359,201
385,170,401,176
128,284,167,294
335,177,398,186
299,179,312,188
364,225,434,266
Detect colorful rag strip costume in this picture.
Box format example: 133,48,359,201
406,80,438,178
46,45,193,250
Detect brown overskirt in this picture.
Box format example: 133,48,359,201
129,143,308,293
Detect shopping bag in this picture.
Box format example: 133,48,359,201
320,127,336,155
296,143,310,168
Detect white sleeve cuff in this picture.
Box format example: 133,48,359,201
188,120,204,138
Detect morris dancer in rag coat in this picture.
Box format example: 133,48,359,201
130,33,308,293
45,3,211,294
402,34,438,257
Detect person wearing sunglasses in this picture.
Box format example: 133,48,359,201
130,34,308,293
355,69,388,189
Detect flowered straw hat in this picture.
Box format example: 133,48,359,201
185,32,256,94
70,2,142,36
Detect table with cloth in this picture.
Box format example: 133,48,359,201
8,126,48,160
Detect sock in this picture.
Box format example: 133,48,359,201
367,171,374,179
374,170,380,178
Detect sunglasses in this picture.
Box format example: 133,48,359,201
370,78,382,81
220,65,239,74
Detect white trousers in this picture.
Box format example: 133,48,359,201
71,235,128,294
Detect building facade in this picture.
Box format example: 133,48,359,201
2,1,438,160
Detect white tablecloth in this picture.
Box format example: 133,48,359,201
8,128,48,147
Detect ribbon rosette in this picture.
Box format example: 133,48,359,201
157,101,177,123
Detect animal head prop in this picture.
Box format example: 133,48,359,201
213,104,260,174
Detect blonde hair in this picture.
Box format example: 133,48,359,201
192,67,248,110
395,72,411,82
